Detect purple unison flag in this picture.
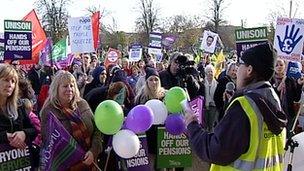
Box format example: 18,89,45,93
55,53,74,69
40,112,85,171
189,96,204,126
39,38,52,66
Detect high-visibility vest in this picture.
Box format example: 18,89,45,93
210,96,286,171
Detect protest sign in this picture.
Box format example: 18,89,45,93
129,44,142,62
68,17,94,53
189,96,204,125
126,134,151,171
0,144,33,171
156,127,192,168
235,27,268,58
148,32,163,62
274,18,304,62
104,48,121,68
4,20,32,60
200,30,218,53
40,112,85,171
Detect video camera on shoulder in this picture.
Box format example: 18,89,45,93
175,55,197,77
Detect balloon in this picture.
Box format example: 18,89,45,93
165,114,186,135
145,99,168,124
94,100,124,135
164,87,187,113
125,105,154,133
112,129,140,158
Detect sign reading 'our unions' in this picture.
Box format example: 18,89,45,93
4,20,32,60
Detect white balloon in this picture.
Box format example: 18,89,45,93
284,132,304,171
145,99,168,124
112,129,140,158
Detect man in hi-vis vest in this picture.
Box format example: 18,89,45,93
185,42,287,171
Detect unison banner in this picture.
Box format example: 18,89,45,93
4,20,32,60
40,112,85,171
235,27,268,58
0,144,33,171
156,127,192,169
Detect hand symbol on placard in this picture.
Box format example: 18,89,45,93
277,24,303,54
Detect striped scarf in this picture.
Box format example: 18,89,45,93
61,105,91,151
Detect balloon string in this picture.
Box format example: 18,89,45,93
93,161,102,171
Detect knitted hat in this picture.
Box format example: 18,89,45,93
111,69,127,83
145,67,159,80
240,42,277,81
92,66,106,80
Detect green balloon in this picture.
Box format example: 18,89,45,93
164,86,187,113
94,100,124,135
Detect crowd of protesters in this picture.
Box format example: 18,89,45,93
1,43,304,170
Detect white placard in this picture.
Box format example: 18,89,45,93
274,18,304,62
200,30,218,53
68,17,94,53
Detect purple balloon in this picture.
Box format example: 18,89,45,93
125,105,154,134
165,114,186,135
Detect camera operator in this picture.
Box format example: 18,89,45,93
159,53,204,99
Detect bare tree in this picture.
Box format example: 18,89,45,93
35,0,70,43
205,0,228,33
135,0,160,45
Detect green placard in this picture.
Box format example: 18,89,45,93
156,127,192,168
4,20,32,32
235,27,268,43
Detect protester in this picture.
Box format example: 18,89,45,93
270,58,302,135
134,67,166,170
40,70,103,170
127,65,140,92
85,69,135,170
83,66,107,97
213,62,237,121
185,43,287,170
0,64,37,165
18,78,41,168
203,64,218,131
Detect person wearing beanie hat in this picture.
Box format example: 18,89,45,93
145,67,159,80
185,42,287,170
240,42,276,81
83,66,107,97
134,67,165,171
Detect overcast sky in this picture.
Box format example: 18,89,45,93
0,0,303,32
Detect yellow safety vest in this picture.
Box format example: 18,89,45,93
210,96,286,171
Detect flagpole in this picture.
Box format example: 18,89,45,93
289,0,293,18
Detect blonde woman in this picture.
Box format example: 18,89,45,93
40,70,102,170
134,67,165,105
0,64,37,152
134,67,165,170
